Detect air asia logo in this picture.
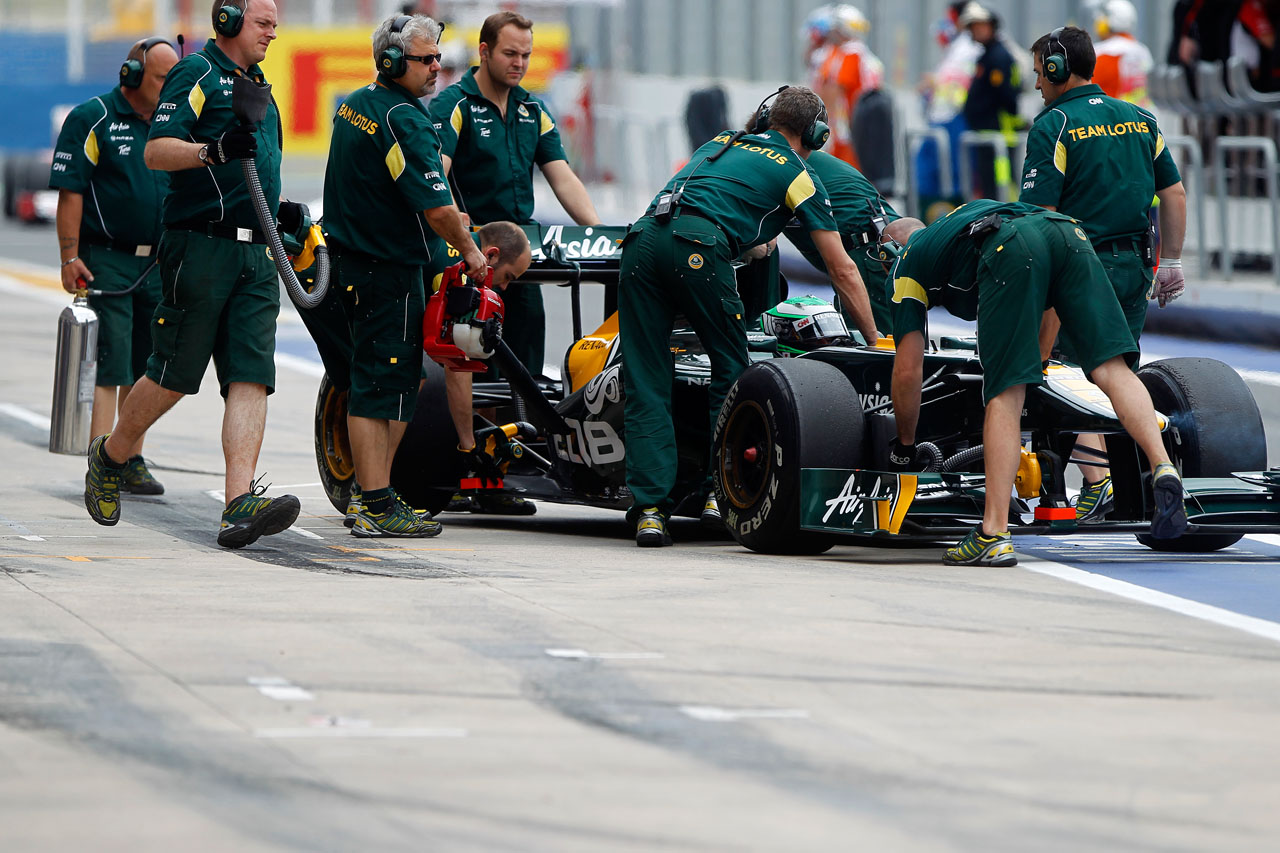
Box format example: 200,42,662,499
822,473,867,523
219,76,236,86
470,104,487,113
533,225,621,261
109,122,130,132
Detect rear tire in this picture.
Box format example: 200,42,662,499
391,359,462,515
713,358,865,554
1135,357,1267,553
314,374,355,513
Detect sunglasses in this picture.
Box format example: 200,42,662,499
404,53,442,66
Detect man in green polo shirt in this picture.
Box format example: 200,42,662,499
324,13,489,538
1020,25,1188,523
83,0,301,549
885,201,1186,566
783,148,901,332
621,86,881,547
427,10,601,378
52,36,177,495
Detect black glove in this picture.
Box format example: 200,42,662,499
459,445,504,487
888,440,920,473
207,124,258,165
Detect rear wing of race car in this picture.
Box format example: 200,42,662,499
799,467,1280,540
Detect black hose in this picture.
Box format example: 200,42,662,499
916,441,943,472
85,259,157,298
242,158,330,309
942,444,985,472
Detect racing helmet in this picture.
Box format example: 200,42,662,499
801,5,835,44
830,4,870,40
1098,0,1138,37
760,297,853,355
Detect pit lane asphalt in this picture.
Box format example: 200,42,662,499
5,207,1280,850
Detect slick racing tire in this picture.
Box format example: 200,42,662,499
1136,357,1267,553
713,358,865,554
314,373,355,513
391,358,463,515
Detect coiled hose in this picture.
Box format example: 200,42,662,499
942,444,985,472
243,158,330,309
916,441,944,472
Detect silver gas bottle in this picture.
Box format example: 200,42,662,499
49,294,99,455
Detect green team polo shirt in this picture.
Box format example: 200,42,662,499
427,67,568,224
1020,84,1180,242
148,39,282,228
49,86,167,246
323,75,454,266
648,129,838,253
783,150,900,268
889,199,1040,339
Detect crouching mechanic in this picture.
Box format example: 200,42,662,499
322,13,488,538
52,36,177,494
84,0,303,549
619,85,880,547
885,201,1187,566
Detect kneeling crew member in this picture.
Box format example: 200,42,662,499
84,0,302,549
885,201,1187,567
619,85,879,547
1021,25,1187,522
323,13,488,538
53,36,177,494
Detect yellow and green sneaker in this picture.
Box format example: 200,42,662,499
943,526,1017,567
122,455,165,495
351,495,443,538
635,507,672,548
218,477,301,549
344,490,363,529
1075,475,1113,523
84,434,124,526
1150,462,1188,540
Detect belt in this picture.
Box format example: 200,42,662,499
85,237,157,257
1092,235,1140,255
170,220,268,245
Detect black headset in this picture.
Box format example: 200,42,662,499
1043,27,1071,85
749,87,830,152
214,0,245,38
378,15,413,78
119,37,173,89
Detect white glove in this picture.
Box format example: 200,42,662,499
1153,258,1184,309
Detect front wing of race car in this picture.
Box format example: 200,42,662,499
799,468,1280,540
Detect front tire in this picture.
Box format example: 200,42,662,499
1135,357,1267,553
713,358,866,554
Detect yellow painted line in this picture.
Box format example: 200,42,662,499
5,269,62,292
0,554,154,562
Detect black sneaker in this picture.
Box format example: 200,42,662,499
1150,462,1188,540
471,494,537,516
218,477,301,549
444,493,475,512
635,507,672,547
84,434,123,526
122,455,165,495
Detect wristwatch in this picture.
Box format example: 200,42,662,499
197,144,210,165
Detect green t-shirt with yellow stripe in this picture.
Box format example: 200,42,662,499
322,76,454,266
148,40,281,229
647,129,838,253
1019,83,1180,242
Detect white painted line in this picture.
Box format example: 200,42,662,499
248,676,315,702
545,648,666,660
1022,557,1280,645
290,527,323,540
20,535,45,542
272,482,323,491
1246,534,1280,549
254,727,468,739
0,402,52,430
205,489,225,503
0,515,45,542
275,351,326,378
680,706,811,722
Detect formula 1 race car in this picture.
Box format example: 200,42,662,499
712,337,1280,555
312,223,787,520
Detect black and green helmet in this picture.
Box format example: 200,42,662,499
759,297,852,355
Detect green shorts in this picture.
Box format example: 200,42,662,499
976,215,1135,404
336,252,425,422
1058,238,1152,364
146,229,280,396
82,243,161,387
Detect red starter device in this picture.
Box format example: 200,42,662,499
422,261,505,373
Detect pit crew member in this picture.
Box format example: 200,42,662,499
620,86,879,547
885,201,1187,566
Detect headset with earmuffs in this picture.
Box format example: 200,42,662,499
1043,27,1071,85
378,15,414,78
214,0,245,38
119,37,173,89
749,87,831,152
